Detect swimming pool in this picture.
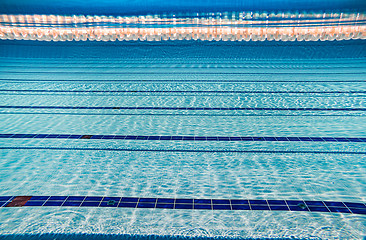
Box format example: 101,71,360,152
0,1,366,239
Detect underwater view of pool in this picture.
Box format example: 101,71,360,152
0,0,365,239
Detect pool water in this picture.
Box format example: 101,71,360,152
0,38,365,239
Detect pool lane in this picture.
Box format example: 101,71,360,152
0,134,365,142
1,196,365,215
0,105,365,111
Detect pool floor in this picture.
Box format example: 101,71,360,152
0,40,365,239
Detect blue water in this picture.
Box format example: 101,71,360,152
0,39,365,239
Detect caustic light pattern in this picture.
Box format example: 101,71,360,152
0,11,365,41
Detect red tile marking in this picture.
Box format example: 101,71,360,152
81,135,93,139
5,196,32,207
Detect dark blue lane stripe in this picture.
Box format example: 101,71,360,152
2,60,365,65
0,134,365,142
0,89,365,94
1,64,364,69
2,58,365,64
1,59,364,63
0,106,364,111
2,112,363,117
1,147,364,155
3,71,364,75
1,79,365,83
2,196,365,215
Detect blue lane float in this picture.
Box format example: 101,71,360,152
0,134,365,143
0,196,365,215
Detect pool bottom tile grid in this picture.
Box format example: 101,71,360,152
1,196,366,215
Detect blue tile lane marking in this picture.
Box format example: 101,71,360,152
195,199,211,204
328,207,352,213
0,196,13,202
0,134,365,143
232,205,251,210
24,201,46,206
0,106,365,111
30,196,49,201
62,201,82,207
0,196,15,207
119,202,137,208
1,196,365,215
43,201,63,206
158,198,175,204
269,205,290,211
194,204,212,210
2,71,364,75
1,79,365,84
81,201,100,207
84,196,103,202
157,203,174,209
0,89,365,94
66,196,85,201
349,208,366,214
343,202,366,208
48,196,67,201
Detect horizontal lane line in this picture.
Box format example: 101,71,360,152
1,112,363,117
0,147,364,155
0,134,365,142
3,94,365,98
1,79,365,83
0,106,364,111
2,71,365,75
1,61,365,65
2,196,365,215
1,58,365,63
1,66,365,69
0,89,365,94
